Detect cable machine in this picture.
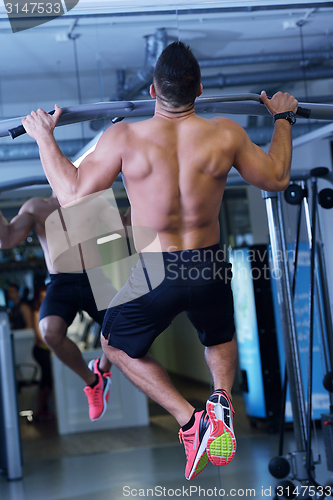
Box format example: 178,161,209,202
264,169,333,499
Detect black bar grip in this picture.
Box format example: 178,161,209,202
8,110,56,139
8,124,25,139
295,105,311,119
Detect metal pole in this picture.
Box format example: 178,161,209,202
262,191,307,451
303,180,333,408
306,177,318,475
0,310,22,480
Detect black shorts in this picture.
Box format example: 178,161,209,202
39,272,106,327
102,244,235,358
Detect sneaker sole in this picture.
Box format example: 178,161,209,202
189,451,209,480
91,376,112,422
187,426,211,480
206,396,236,466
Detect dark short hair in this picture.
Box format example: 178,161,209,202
153,41,201,107
8,283,19,292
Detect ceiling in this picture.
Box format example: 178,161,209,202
0,0,333,200
0,1,333,109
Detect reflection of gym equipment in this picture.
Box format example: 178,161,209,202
16,363,39,391
15,362,39,423
0,309,22,480
79,315,102,349
16,361,39,412
264,168,333,499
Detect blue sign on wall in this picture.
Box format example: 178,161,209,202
231,243,330,421
230,248,266,418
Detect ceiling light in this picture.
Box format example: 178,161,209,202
283,20,298,29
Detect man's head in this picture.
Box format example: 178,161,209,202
152,41,202,108
7,284,20,303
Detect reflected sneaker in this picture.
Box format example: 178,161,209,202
88,358,112,403
83,370,111,422
178,409,210,480
206,389,236,466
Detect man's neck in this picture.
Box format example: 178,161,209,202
154,98,195,119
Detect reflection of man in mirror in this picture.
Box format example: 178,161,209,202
0,191,115,421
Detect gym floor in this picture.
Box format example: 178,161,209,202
0,375,331,500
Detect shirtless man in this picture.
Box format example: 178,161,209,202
0,192,113,421
22,41,297,479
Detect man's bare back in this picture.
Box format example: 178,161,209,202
100,93,295,252
0,195,60,274
121,113,232,251
1,195,89,274
0,194,119,274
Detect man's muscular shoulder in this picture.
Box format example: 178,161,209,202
19,197,57,223
211,115,242,130
211,116,247,146
19,197,44,215
104,120,130,141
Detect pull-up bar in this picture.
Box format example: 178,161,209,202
1,93,333,140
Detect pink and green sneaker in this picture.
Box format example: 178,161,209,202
178,409,210,480
206,389,236,466
84,359,111,421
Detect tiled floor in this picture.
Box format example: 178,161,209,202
1,377,332,500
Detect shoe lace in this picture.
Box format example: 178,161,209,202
86,381,103,407
178,429,193,458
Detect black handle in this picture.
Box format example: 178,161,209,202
8,124,25,139
8,110,56,139
296,105,311,118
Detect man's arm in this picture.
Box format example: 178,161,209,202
0,201,36,249
230,91,298,192
22,106,124,207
